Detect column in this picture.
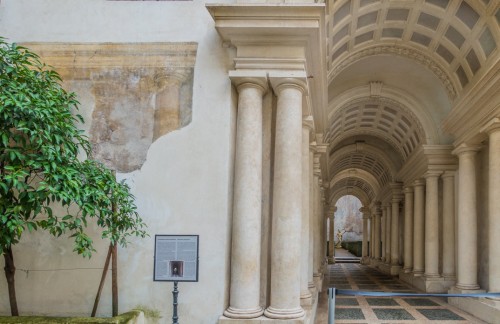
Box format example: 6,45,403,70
413,179,425,276
367,215,375,259
482,119,500,292
308,147,315,289
224,74,267,319
328,207,336,261
313,156,322,277
385,204,391,264
374,202,382,259
403,187,414,273
391,183,403,266
300,119,313,304
442,171,456,279
424,171,441,278
381,206,386,261
361,208,369,259
265,76,306,319
453,144,481,291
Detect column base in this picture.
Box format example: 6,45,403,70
390,264,401,275
411,275,455,293
361,256,371,264
264,306,305,320
403,266,412,273
223,306,264,319
308,281,315,289
300,290,313,306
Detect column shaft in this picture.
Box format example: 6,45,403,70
362,217,368,257
265,81,305,319
391,194,402,265
374,204,382,259
454,145,481,290
385,205,391,264
403,187,414,273
413,179,425,276
381,208,386,261
483,121,500,292
424,171,441,278
224,79,266,318
329,213,335,259
442,172,456,279
308,150,315,289
300,124,312,302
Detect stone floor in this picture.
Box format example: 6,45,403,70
315,250,485,323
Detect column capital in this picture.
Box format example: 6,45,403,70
268,71,307,96
452,143,482,156
424,170,442,178
404,186,414,194
442,170,456,179
413,178,425,187
360,207,370,214
229,70,268,93
480,117,500,135
390,182,403,201
302,115,314,132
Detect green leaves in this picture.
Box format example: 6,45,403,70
0,37,147,258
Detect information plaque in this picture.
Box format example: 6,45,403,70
154,235,199,282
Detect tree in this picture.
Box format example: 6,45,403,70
0,38,147,316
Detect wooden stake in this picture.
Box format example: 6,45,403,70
91,245,112,317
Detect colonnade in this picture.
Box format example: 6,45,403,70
223,71,329,321
358,121,500,296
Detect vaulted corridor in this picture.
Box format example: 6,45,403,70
316,261,485,323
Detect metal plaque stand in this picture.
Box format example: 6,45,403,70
172,281,179,324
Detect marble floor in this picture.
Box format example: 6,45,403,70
315,251,485,323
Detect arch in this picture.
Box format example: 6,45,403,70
327,84,439,145
330,186,370,207
329,142,399,187
329,168,381,201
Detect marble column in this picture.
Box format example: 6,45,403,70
265,77,306,319
367,215,375,259
328,207,336,261
361,208,369,259
453,144,481,291
403,187,414,273
391,183,403,266
413,179,425,276
482,119,500,292
381,206,386,262
313,156,322,278
300,119,313,304
374,202,382,260
308,147,315,289
442,171,456,279
385,204,392,264
424,171,441,278
224,74,267,319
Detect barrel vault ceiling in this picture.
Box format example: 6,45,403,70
324,0,500,205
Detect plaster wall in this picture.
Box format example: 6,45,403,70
0,0,236,322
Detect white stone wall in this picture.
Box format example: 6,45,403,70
0,0,236,322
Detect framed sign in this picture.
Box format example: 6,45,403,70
154,235,199,282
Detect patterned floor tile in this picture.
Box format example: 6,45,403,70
417,308,465,320
373,308,415,320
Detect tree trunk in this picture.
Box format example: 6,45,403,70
91,245,113,317
111,243,118,316
3,247,19,316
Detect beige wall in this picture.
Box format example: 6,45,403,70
0,0,237,322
